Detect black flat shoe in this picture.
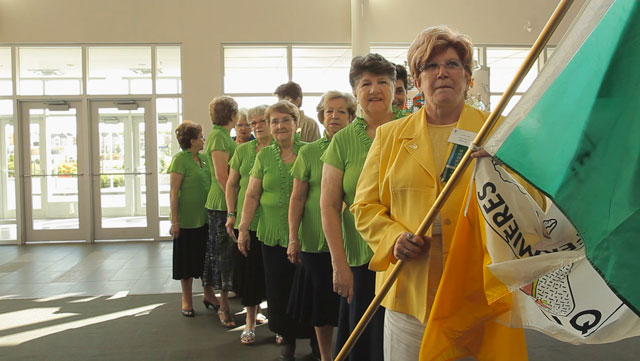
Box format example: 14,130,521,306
280,343,295,361
203,299,220,312
181,309,195,317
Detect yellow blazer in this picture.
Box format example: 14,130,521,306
351,104,488,323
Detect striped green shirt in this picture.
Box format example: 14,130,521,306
205,125,236,211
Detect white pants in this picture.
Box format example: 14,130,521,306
383,309,476,361
383,309,425,361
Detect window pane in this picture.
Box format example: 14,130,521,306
232,96,276,110
18,47,82,96
0,47,12,96
157,98,182,225
224,46,288,93
0,100,16,240
292,46,351,93
489,95,522,116
88,46,152,95
156,46,181,94
487,48,538,93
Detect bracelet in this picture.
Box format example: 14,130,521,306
227,211,237,218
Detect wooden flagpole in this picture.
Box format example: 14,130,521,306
335,1,576,360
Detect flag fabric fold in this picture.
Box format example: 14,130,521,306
485,0,640,316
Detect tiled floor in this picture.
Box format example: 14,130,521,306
0,241,180,299
2,241,640,361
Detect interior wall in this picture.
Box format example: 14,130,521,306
0,0,585,130
369,0,586,45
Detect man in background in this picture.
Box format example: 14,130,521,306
274,81,321,142
393,64,409,113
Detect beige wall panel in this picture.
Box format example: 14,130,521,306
369,0,587,45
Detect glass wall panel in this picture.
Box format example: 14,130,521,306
487,48,538,93
489,95,522,115
87,46,152,94
224,46,288,93
28,107,80,230
96,107,147,228
156,98,182,237
156,46,182,94
292,46,351,93
233,96,275,110
0,47,12,96
0,100,16,240
18,47,82,95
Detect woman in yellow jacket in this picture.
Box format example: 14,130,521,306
351,26,491,361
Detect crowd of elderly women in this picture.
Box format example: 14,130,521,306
167,25,496,361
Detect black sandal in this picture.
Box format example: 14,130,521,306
203,299,220,312
181,309,195,318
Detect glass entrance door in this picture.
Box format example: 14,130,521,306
90,101,157,240
21,101,90,242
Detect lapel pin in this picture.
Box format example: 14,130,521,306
408,143,418,150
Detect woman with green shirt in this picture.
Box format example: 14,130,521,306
224,105,271,345
168,121,211,317
238,100,312,361
203,96,238,328
320,54,403,361
287,91,356,361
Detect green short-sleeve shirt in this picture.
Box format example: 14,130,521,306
250,141,305,247
291,135,331,253
205,125,237,211
229,139,261,231
320,118,374,266
167,150,211,228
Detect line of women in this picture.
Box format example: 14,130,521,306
169,24,495,361
169,53,404,361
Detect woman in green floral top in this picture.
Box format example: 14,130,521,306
238,100,312,361
168,121,211,317
320,53,403,361
203,96,238,328
224,105,272,345
287,91,356,361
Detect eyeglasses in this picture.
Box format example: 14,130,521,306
269,117,295,126
419,60,463,74
236,123,251,128
248,119,266,126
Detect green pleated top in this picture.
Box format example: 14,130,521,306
250,140,305,247
205,125,237,211
229,139,261,231
320,118,375,266
167,150,211,229
290,135,331,253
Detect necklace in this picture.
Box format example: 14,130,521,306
281,151,294,161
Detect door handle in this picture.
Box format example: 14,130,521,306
93,172,152,176
24,173,85,177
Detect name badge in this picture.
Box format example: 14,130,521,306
448,128,477,147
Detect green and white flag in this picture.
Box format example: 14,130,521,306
478,0,640,342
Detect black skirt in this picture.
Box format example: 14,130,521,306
232,230,266,307
261,243,313,340
172,224,207,280
334,263,385,361
288,252,339,327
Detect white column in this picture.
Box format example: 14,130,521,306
351,0,370,57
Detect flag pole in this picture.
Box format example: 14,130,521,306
334,1,575,360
